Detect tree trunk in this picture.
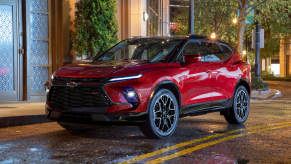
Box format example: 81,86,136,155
236,17,245,55
236,0,247,55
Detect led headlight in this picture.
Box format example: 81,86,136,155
122,88,139,108
109,74,143,82
45,85,50,99
51,74,56,81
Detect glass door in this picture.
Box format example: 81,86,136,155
27,0,52,100
0,0,18,102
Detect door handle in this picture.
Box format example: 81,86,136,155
228,65,234,69
204,69,211,73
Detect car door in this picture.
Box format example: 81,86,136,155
203,42,235,109
179,40,212,114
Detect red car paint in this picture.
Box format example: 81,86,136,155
46,36,251,123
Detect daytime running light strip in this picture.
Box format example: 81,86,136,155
109,74,143,82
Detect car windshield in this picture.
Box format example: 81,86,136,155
95,38,182,63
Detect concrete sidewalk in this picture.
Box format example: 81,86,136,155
0,100,53,128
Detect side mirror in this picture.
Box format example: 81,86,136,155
185,54,202,63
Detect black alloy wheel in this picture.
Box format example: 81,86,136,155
139,89,179,139
224,85,250,124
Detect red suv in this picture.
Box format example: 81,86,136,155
45,35,251,138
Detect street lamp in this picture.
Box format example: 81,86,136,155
211,33,216,38
243,50,246,55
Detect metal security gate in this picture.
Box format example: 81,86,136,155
26,0,52,100
0,0,18,102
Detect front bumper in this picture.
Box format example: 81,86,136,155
45,106,147,126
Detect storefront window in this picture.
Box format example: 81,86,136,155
148,0,163,36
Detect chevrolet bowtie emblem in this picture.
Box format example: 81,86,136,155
67,82,80,88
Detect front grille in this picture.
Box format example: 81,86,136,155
50,86,111,107
54,77,110,83
59,112,93,121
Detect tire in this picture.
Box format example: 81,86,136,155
224,86,250,124
139,89,179,139
59,124,87,131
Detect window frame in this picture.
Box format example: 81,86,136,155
175,39,209,63
202,41,226,62
175,39,236,63
219,43,234,61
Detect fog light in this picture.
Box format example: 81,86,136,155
122,88,139,108
127,91,135,97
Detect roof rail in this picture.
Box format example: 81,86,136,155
132,36,144,38
188,34,210,39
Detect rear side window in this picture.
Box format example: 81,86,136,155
220,44,233,59
178,41,206,62
202,42,225,61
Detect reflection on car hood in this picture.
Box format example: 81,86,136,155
54,60,168,78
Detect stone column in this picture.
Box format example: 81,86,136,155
266,57,271,73
280,36,290,77
289,46,291,76
162,0,170,36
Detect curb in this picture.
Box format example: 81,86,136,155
271,89,282,98
252,89,271,94
0,114,54,128
251,89,282,101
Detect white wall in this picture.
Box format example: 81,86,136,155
271,64,280,77
129,0,147,38
140,0,147,37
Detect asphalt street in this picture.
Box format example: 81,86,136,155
0,83,291,164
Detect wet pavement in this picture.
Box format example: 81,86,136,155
0,84,291,164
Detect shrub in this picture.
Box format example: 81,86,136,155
261,71,275,78
71,0,119,59
251,77,265,90
263,77,291,81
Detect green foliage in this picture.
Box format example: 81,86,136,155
171,0,291,59
251,77,265,90
247,51,256,66
261,71,275,78
258,0,291,59
171,0,238,45
71,0,119,59
263,77,291,82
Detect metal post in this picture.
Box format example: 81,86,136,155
255,10,261,78
188,0,194,35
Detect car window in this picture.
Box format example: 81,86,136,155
95,39,181,63
202,42,225,62
178,41,206,63
220,44,233,59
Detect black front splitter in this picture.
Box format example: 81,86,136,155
46,108,147,127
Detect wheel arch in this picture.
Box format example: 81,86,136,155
222,78,251,116
147,80,182,113
235,78,251,95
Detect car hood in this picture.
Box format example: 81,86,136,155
54,60,168,78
